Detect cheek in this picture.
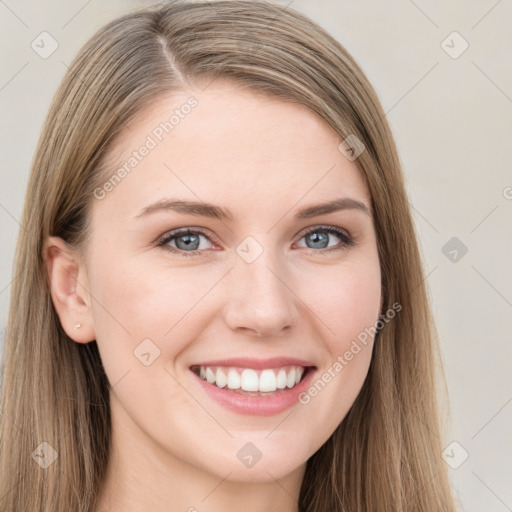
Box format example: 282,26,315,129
300,256,381,350
295,267,379,434
89,242,201,331
87,252,219,375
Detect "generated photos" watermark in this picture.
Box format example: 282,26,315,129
298,302,402,405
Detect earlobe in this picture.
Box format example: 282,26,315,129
43,236,95,343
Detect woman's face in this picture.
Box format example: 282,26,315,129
73,81,381,482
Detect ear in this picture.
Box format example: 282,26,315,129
42,236,96,343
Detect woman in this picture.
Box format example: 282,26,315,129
0,1,458,510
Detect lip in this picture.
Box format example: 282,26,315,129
189,357,315,370
189,363,317,416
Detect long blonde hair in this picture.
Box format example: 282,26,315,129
0,1,457,510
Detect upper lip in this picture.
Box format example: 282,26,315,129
190,357,316,370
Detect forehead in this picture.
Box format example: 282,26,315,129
92,81,370,222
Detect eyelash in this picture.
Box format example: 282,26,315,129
157,225,355,257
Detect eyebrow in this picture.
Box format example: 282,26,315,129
135,197,371,221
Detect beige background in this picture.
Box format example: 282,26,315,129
1,1,511,510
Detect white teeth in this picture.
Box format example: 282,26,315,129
195,364,308,392
259,369,276,392
215,368,227,388
227,368,241,389
205,367,216,384
286,368,296,388
276,369,287,389
240,369,259,391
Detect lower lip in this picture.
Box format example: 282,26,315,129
190,368,316,416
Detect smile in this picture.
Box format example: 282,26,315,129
190,365,309,394
189,360,317,416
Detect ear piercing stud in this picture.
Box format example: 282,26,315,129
74,323,81,330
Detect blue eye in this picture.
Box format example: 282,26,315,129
296,226,354,252
157,226,354,256
158,228,214,254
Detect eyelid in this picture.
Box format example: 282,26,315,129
293,225,355,255
294,224,352,242
156,226,219,249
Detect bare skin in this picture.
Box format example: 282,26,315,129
44,80,382,512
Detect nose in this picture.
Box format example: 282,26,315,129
222,249,300,339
